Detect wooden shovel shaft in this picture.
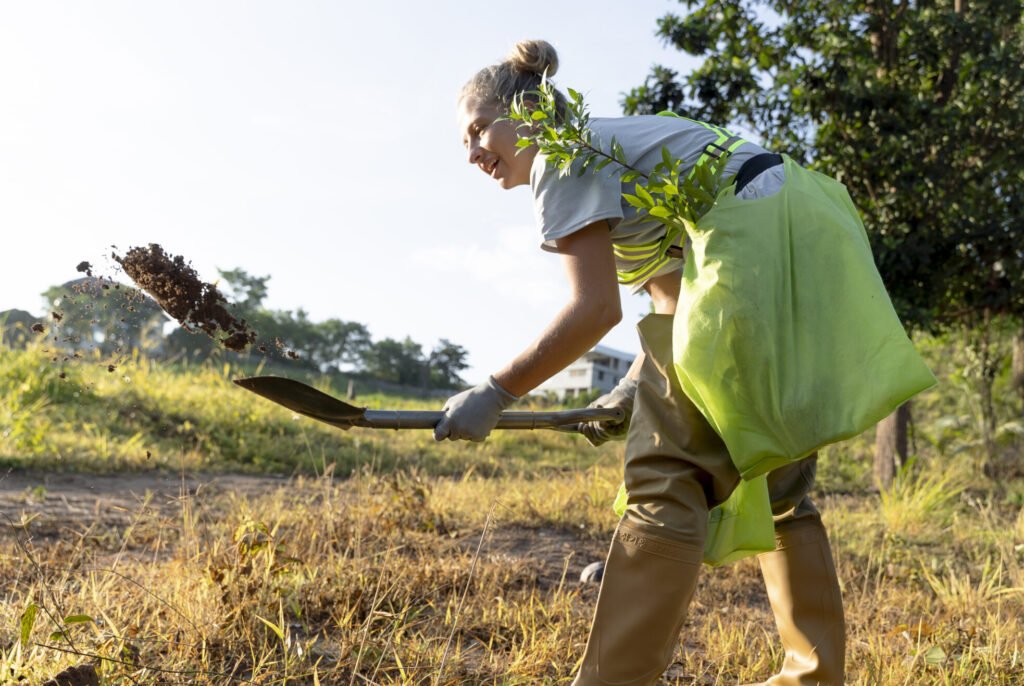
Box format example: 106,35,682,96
356,407,624,430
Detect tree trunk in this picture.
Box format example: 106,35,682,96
874,402,910,488
1012,328,1024,407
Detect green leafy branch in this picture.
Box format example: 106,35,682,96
507,76,732,259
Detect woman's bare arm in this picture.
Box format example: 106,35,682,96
492,221,622,396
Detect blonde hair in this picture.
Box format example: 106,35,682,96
459,39,567,115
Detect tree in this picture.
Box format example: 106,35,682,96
428,339,470,389
217,268,270,311
361,337,427,386
625,0,1024,483
309,319,372,373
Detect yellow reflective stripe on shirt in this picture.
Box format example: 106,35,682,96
617,254,675,285
613,239,661,254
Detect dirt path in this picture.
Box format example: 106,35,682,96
0,470,293,533
0,470,609,583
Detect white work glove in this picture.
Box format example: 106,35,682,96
433,376,518,442
581,377,638,447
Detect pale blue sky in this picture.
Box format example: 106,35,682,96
0,1,703,382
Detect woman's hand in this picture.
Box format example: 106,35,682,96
581,377,639,446
433,376,518,442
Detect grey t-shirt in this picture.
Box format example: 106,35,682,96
530,115,769,291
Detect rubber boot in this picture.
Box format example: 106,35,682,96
572,518,703,686
747,518,845,686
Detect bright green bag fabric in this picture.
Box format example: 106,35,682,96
613,476,775,566
702,475,775,566
673,156,937,479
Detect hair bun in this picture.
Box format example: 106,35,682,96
506,39,559,78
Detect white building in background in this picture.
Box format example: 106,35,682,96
536,344,636,400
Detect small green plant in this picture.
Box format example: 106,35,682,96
878,457,964,536
507,77,732,261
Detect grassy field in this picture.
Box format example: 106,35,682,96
2,339,1023,684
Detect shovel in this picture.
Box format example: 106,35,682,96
233,376,623,432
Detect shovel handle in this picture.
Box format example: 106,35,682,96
356,407,624,431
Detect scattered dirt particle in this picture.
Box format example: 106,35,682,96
258,345,268,353
101,283,110,290
76,261,94,277
51,311,63,321
107,364,116,373
146,450,152,459
31,323,45,334
59,372,67,379
113,244,257,352
286,350,300,360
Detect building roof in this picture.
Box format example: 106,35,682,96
588,344,636,361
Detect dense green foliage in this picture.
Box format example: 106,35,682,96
623,0,1024,333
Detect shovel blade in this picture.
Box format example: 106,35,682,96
233,376,366,426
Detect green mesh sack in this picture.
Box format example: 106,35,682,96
673,155,937,479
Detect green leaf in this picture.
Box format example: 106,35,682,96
515,138,533,148
256,614,285,642
635,185,655,207
691,185,715,205
531,110,548,120
621,170,642,183
622,193,647,209
594,157,613,172
662,183,679,196
63,615,93,625
649,206,672,218
20,603,37,648
695,162,714,191
661,145,673,169
50,630,68,642
923,645,946,667
613,142,626,165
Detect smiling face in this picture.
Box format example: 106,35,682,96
457,98,537,189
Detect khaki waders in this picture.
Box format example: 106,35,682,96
573,315,845,686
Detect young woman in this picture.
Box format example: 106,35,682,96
434,39,846,686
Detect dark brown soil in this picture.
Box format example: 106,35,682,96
113,244,256,352
31,323,45,334
41,663,99,686
75,261,94,278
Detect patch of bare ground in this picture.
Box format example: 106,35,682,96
0,471,608,584
0,471,290,540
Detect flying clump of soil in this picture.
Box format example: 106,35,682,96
113,244,257,352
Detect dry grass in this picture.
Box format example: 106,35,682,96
2,457,1023,685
